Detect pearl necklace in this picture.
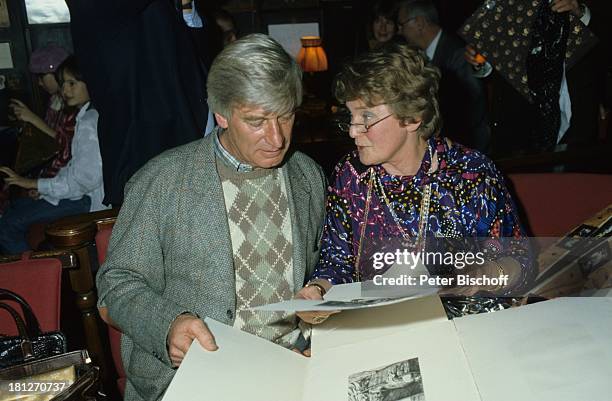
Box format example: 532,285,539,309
355,144,435,280
374,145,434,249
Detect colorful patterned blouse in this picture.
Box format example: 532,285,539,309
311,135,533,290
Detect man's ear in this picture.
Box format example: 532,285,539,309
215,113,229,129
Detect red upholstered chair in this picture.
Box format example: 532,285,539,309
507,173,612,246
95,223,126,397
0,255,62,335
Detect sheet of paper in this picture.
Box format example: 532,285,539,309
254,280,437,312
312,294,447,353
454,298,612,401
161,318,308,401
304,320,481,401
163,309,474,401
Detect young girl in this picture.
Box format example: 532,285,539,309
9,44,77,177
0,56,106,254
0,45,77,214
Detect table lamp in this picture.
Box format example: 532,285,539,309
297,36,328,73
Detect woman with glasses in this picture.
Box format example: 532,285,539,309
297,43,532,322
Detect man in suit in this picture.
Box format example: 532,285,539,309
67,0,212,206
96,35,327,401
396,0,490,152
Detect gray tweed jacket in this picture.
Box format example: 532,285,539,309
96,133,326,401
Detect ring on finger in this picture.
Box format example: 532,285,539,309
312,315,328,324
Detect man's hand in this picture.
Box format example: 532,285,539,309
0,167,37,189
9,99,37,124
295,282,339,325
437,258,520,297
167,314,218,367
292,348,311,357
551,0,582,17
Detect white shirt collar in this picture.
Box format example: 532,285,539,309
76,101,91,120
425,29,442,60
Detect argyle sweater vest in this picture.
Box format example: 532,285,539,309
217,159,300,348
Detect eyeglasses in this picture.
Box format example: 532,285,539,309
337,114,393,134
397,17,415,28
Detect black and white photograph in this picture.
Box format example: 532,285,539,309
558,224,598,250
317,298,398,308
348,357,425,401
578,241,612,276
592,216,612,239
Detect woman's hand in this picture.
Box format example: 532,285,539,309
0,167,37,189
9,99,37,124
438,258,521,297
295,280,340,325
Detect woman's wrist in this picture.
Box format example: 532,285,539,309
488,257,521,291
305,279,332,296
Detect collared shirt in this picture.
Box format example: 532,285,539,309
212,127,254,172
425,29,443,60
181,5,215,136
38,102,107,211
182,6,203,28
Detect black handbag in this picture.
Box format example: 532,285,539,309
0,289,67,368
0,349,102,401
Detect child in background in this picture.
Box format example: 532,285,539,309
9,44,77,177
0,56,106,254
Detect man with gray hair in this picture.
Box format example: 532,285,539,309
396,0,490,152
96,34,326,401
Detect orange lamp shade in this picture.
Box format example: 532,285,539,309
297,36,328,73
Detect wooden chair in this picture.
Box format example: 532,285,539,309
507,173,612,297
39,208,119,397
0,252,68,335
507,173,612,239
95,222,126,397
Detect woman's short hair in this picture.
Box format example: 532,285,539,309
55,55,84,86
207,33,303,119
370,0,399,27
334,42,442,138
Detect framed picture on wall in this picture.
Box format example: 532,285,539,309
268,22,319,58
25,0,70,25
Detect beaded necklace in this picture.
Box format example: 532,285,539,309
355,144,434,280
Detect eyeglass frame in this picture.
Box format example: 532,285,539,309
337,113,394,134
397,17,416,29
